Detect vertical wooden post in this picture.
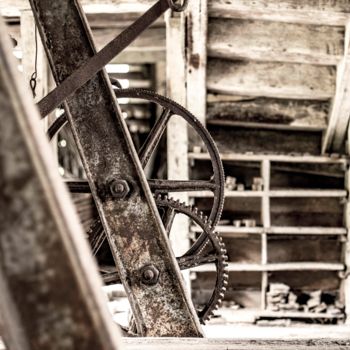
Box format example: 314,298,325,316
261,159,271,310
165,11,191,283
185,0,208,126
342,167,350,324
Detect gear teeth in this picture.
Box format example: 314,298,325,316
154,195,228,324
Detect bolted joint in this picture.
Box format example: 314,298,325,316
140,265,159,286
109,179,130,198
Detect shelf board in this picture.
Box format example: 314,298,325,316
268,226,347,235
191,226,264,234
258,311,344,319
206,120,326,132
189,189,347,198
191,262,345,272
190,190,263,198
269,189,347,198
188,152,348,164
191,226,347,236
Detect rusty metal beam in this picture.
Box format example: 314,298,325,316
0,17,122,350
29,0,203,337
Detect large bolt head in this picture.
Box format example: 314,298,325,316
109,179,130,198
140,265,160,286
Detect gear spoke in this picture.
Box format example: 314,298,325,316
162,206,176,235
139,108,172,167
148,179,217,193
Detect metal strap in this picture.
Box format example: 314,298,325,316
36,0,169,117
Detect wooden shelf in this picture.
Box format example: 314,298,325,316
188,152,348,164
268,226,347,235
191,262,344,272
191,226,347,236
269,189,347,198
206,120,326,132
190,190,263,198
258,311,344,319
189,189,347,198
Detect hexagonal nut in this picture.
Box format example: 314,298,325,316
109,179,130,199
140,264,160,286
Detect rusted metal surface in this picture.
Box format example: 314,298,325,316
0,18,122,350
30,0,203,337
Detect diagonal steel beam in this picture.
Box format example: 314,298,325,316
0,17,122,350
29,0,203,337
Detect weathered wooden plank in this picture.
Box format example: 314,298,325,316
207,58,336,100
208,0,350,26
192,262,345,272
208,18,345,65
207,96,329,127
188,152,348,164
210,0,350,13
208,125,322,155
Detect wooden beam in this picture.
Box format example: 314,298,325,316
207,58,336,100
322,23,350,153
123,337,350,350
185,0,207,125
0,17,123,349
208,18,345,66
208,0,350,26
188,152,348,164
192,262,345,272
165,11,191,284
207,96,329,128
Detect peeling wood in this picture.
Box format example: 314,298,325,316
207,97,329,127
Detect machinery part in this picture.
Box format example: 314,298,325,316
47,88,225,249
31,0,202,337
109,179,130,199
156,195,229,323
167,0,189,12
140,265,160,285
90,195,229,324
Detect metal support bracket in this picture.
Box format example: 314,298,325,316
29,0,203,337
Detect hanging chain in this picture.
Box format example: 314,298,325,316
29,24,38,98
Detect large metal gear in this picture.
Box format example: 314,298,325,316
47,87,225,232
45,87,228,325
